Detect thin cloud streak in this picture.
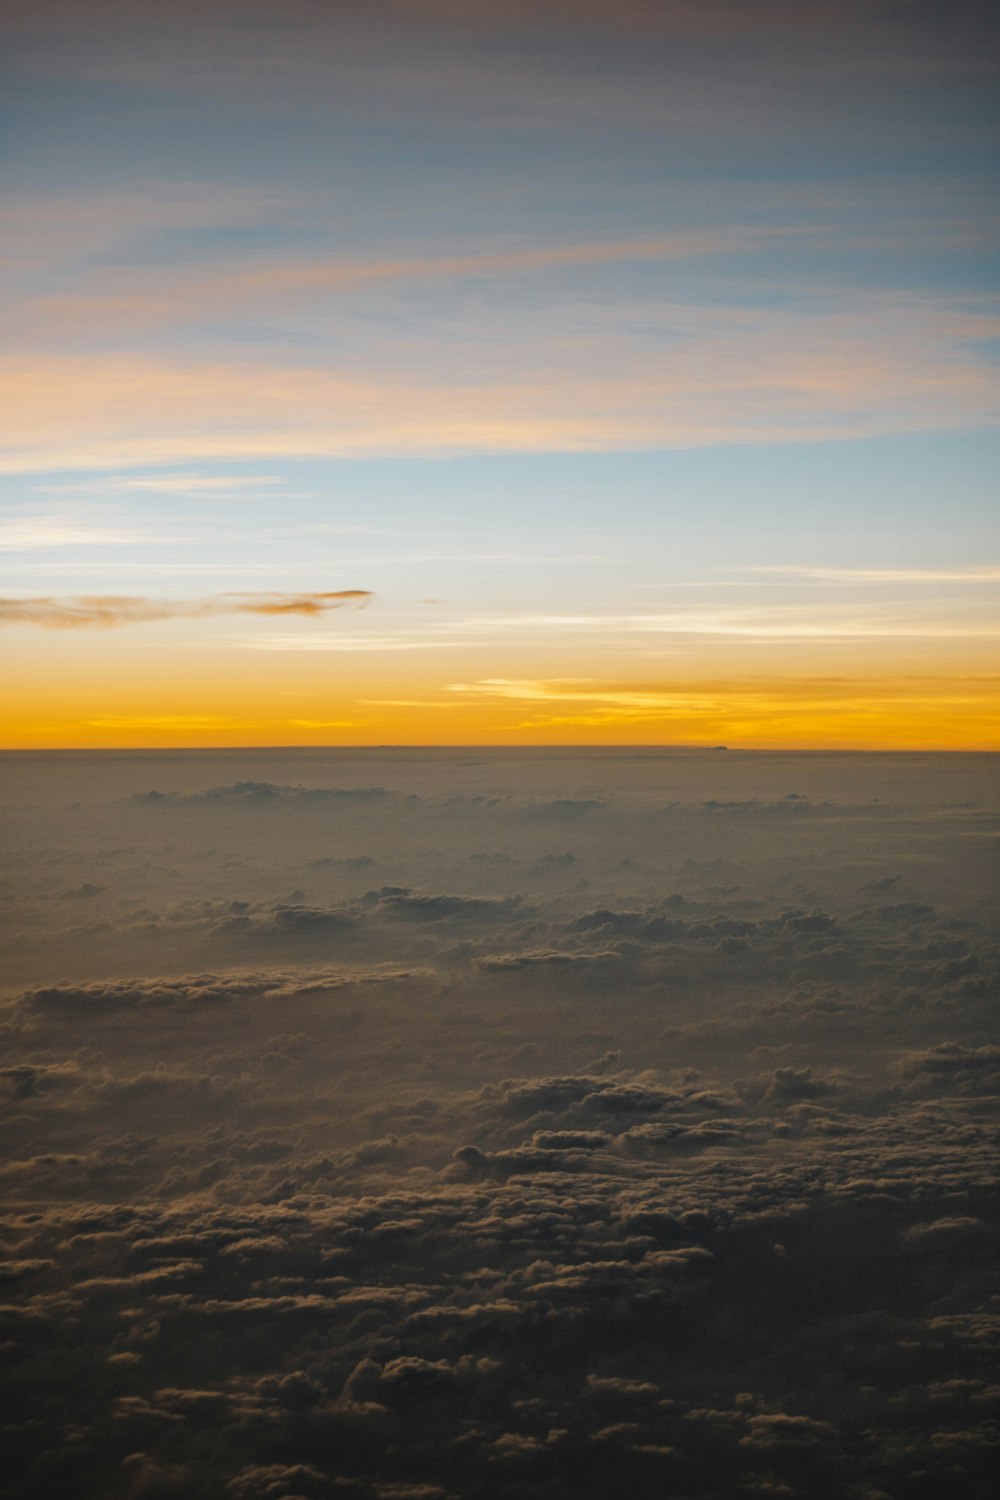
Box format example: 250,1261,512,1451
0,183,300,273
10,227,818,340
445,676,1000,732
450,608,999,642
0,590,371,629
738,565,1000,583
39,473,284,496
239,634,464,652
4,309,998,470
0,518,162,550
233,602,999,656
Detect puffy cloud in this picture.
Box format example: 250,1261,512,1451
371,891,527,923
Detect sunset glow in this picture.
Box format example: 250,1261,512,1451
2,0,997,748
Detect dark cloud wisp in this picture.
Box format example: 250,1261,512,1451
0,590,371,629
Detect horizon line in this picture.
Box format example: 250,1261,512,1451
1,743,996,755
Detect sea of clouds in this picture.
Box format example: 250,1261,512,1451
1,748,997,1499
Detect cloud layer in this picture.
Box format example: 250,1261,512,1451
1,748,997,1497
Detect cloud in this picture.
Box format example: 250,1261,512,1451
0,517,162,550
40,472,284,496
371,890,527,923
1,751,998,1498
738,565,1000,584
9,226,815,343
3,293,998,471
241,634,460,653
475,948,619,971
16,965,432,1011
131,781,391,804
0,590,371,629
0,182,299,273
439,675,1000,742
454,680,947,735
448,595,1000,640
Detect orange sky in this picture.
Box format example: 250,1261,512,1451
4,614,998,749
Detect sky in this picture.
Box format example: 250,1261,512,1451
2,0,999,749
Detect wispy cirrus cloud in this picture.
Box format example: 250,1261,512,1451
444,675,1000,738
8,227,813,342
447,678,719,713
0,517,161,550
38,472,284,496
736,565,1000,584
239,632,460,652
0,590,370,629
448,605,999,642
232,596,999,655
0,184,303,299
4,295,998,472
